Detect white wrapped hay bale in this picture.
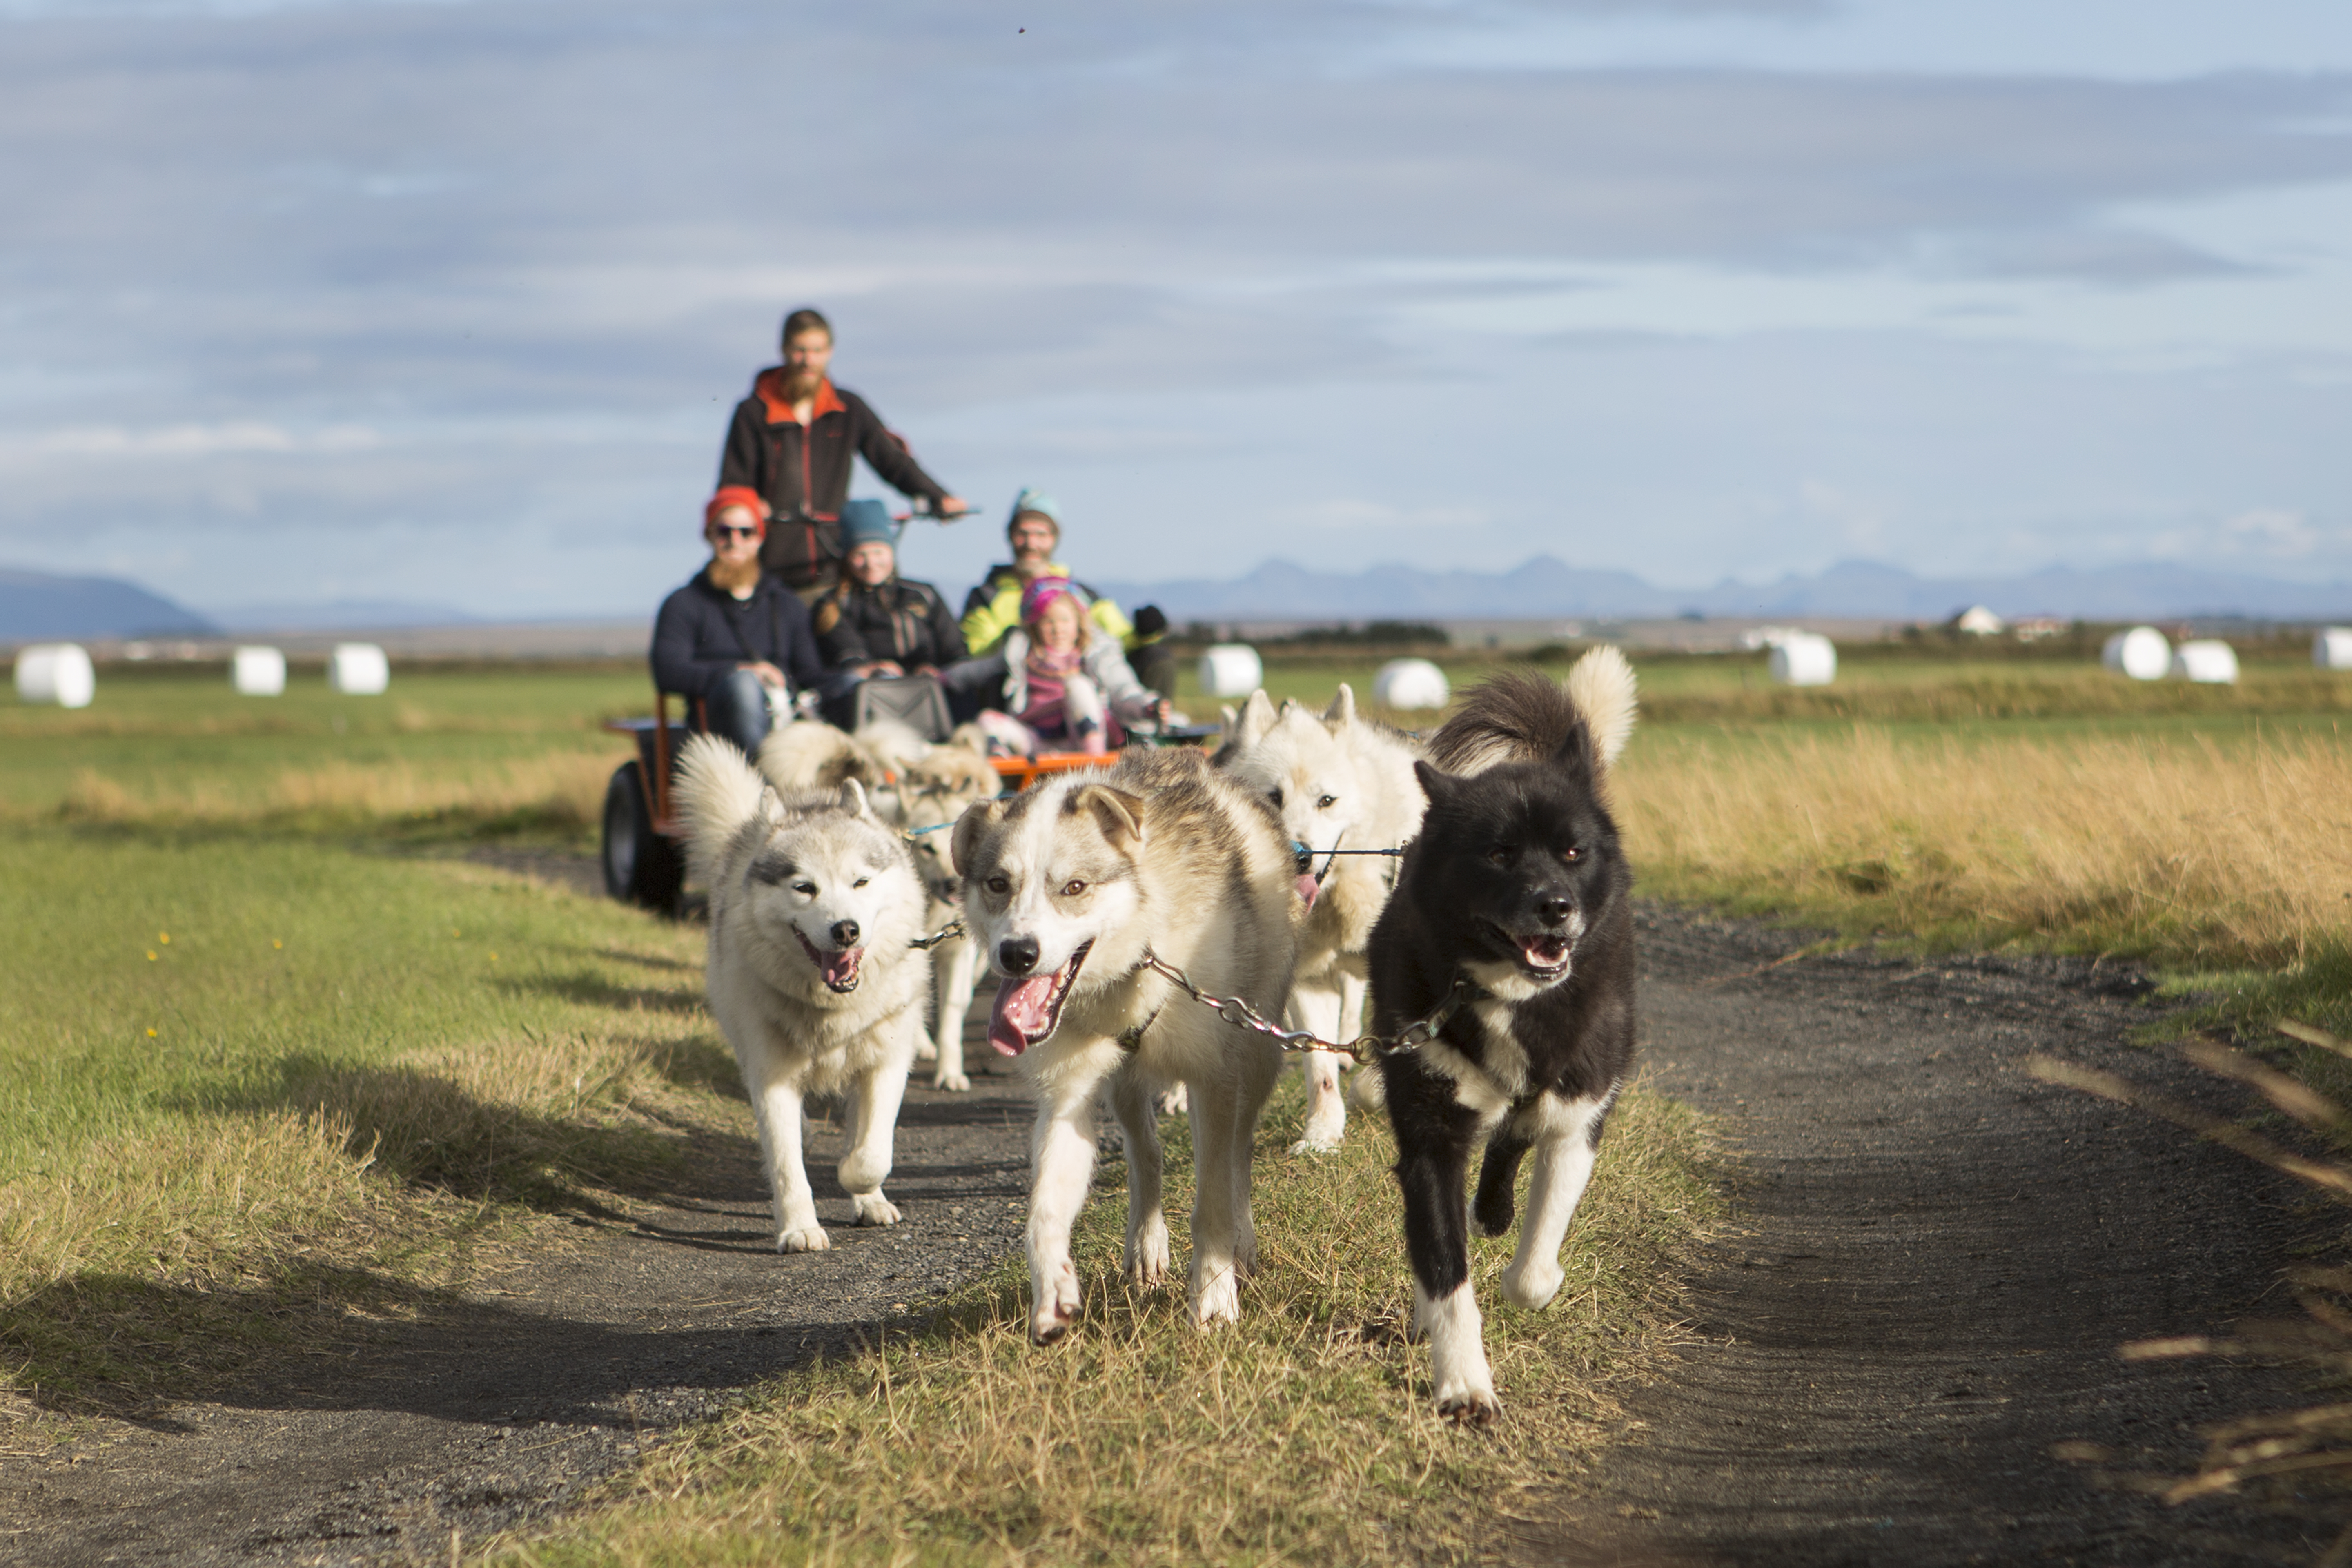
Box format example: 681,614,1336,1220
2316,628,2352,670
328,642,390,695
1373,657,1450,710
1197,644,1263,699
1767,632,1837,687
231,646,286,696
2170,640,2239,684
2101,626,2170,681
13,643,96,708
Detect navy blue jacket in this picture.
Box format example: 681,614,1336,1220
650,568,824,699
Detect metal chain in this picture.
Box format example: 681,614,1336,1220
908,916,967,951
1134,947,1474,1065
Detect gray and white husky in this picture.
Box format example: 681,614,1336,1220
953,748,1299,1340
1218,685,1425,1152
672,734,933,1253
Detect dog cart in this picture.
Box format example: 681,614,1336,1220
599,689,1216,913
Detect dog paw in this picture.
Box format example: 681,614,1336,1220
851,1193,901,1227
1125,1219,1171,1285
1288,1121,1344,1156
1437,1389,1503,1427
1192,1267,1241,1327
1031,1264,1082,1343
931,1067,971,1092
1500,1257,1563,1310
1153,1084,1188,1117
777,1225,831,1254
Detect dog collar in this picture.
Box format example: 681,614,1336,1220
1115,1002,1163,1052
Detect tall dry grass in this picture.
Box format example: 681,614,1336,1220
1619,726,2352,969
51,753,612,832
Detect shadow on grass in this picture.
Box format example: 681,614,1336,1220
189,1050,760,1214
497,970,706,1018
0,1258,848,1424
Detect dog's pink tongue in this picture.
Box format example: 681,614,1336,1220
989,975,1057,1056
824,947,864,988
1523,935,1568,967
1295,873,1321,908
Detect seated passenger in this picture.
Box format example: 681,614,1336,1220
970,575,1170,757
958,488,1173,699
811,500,970,732
650,486,824,759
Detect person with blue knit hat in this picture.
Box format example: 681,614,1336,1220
811,498,971,731
957,487,1174,699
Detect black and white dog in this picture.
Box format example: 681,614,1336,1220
1367,651,1637,1422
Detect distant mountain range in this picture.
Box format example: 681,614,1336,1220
9,557,2348,646
1094,556,2352,624
0,568,218,641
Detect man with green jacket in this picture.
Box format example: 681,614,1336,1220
958,488,1172,698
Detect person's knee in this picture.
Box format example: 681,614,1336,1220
708,669,774,755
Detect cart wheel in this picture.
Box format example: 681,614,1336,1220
602,762,683,913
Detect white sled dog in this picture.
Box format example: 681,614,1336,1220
673,734,933,1252
954,747,1298,1340
760,720,997,1091
1218,686,1425,1152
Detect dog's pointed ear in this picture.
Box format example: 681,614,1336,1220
1322,683,1356,730
1071,784,1146,854
1219,703,1238,733
1233,689,1276,748
1411,759,1457,808
951,797,1005,880
838,777,873,820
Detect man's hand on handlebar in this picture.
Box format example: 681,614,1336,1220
738,661,788,690
935,495,969,521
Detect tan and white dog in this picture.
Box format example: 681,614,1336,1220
672,734,933,1252
953,748,1299,1340
1218,685,1427,1152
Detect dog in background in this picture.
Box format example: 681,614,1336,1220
1368,649,1638,1421
673,734,933,1252
954,747,1298,1340
1218,684,1425,1152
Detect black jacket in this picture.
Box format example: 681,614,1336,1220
650,568,825,699
717,372,951,590
813,577,968,671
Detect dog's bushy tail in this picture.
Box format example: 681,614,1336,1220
673,733,770,884
1426,648,1637,777
759,719,884,793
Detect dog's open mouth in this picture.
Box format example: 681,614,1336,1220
987,941,1093,1057
794,928,865,993
1495,924,1571,978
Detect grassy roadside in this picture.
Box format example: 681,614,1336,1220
487,1079,1722,1568
0,824,731,1419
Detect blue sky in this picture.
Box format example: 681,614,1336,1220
1,0,2347,619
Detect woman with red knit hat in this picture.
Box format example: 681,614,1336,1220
649,487,825,758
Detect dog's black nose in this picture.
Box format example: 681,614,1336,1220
1000,935,1040,975
1535,896,1573,928
831,919,861,947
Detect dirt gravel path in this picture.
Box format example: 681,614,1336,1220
3,889,2334,1565
1536,905,2333,1567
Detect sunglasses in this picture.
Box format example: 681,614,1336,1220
711,524,762,540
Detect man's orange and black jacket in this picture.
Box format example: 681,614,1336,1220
717,370,952,591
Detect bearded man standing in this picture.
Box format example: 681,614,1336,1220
717,307,969,599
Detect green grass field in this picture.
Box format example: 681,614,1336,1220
6,641,2347,1557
